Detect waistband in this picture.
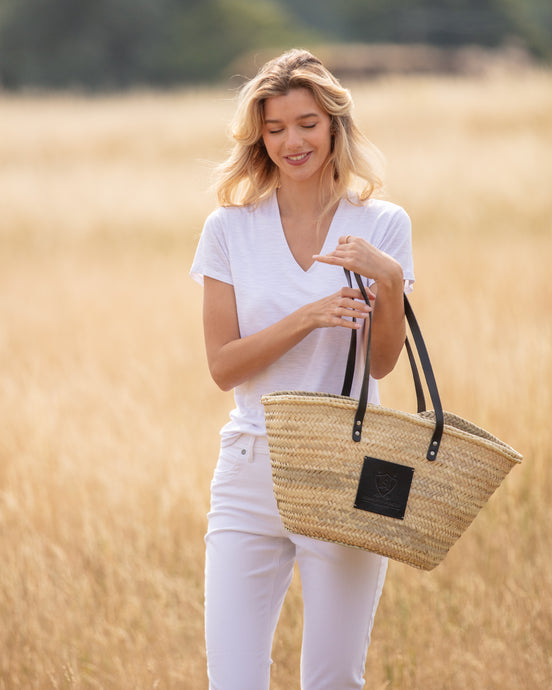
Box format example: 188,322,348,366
221,432,270,455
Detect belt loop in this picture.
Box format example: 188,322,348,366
247,434,256,462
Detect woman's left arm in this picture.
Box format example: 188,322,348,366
314,235,406,379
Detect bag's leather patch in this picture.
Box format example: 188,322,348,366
354,457,414,520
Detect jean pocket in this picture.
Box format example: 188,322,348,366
213,434,248,478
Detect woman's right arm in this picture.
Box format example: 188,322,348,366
203,276,372,391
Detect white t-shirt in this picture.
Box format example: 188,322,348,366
190,191,415,439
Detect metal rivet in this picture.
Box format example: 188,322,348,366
432,441,438,446
354,430,360,436
241,449,246,455
356,420,361,426
429,450,435,456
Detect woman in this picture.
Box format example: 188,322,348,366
190,48,414,690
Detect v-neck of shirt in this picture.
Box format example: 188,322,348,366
272,192,344,274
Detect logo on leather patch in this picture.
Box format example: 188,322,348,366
354,457,414,520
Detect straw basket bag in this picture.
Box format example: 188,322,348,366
261,271,522,570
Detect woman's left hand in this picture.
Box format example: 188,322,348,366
313,234,401,284
314,234,407,379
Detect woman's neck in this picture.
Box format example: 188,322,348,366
276,182,332,223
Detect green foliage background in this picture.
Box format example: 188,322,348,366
0,0,550,89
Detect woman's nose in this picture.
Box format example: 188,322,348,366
285,127,302,149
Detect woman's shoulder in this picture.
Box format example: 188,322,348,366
344,194,409,221
341,194,412,250
205,194,274,227
205,203,252,223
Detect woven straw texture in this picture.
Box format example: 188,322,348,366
262,391,522,570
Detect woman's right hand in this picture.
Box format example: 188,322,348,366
203,277,372,391
299,286,373,331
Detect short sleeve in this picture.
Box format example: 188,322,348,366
189,209,233,287
372,205,415,294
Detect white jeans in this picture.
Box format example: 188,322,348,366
205,433,388,690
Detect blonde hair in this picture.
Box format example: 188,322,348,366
215,48,384,212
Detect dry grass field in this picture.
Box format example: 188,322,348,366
0,68,551,689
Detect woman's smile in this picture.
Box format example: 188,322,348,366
284,151,312,165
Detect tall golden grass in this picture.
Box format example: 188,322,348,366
0,69,551,689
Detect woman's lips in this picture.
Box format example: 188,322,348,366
284,151,312,166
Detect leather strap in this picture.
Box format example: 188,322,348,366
352,273,372,442
341,269,357,398
405,337,426,414
342,270,444,461
403,296,444,459
341,271,425,413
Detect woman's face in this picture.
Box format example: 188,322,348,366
261,87,332,188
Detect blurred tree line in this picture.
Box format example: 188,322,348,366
0,0,550,89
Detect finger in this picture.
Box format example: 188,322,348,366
312,253,338,265
338,234,354,245
339,289,373,309
340,297,372,313
313,250,349,265
341,302,372,319
339,286,365,299
333,303,372,324
329,313,364,329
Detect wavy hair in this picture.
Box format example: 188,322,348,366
215,49,384,212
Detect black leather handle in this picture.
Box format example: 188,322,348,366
341,270,425,413
341,268,357,396
341,269,357,398
341,270,444,461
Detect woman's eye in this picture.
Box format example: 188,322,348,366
302,124,316,129
269,129,283,134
